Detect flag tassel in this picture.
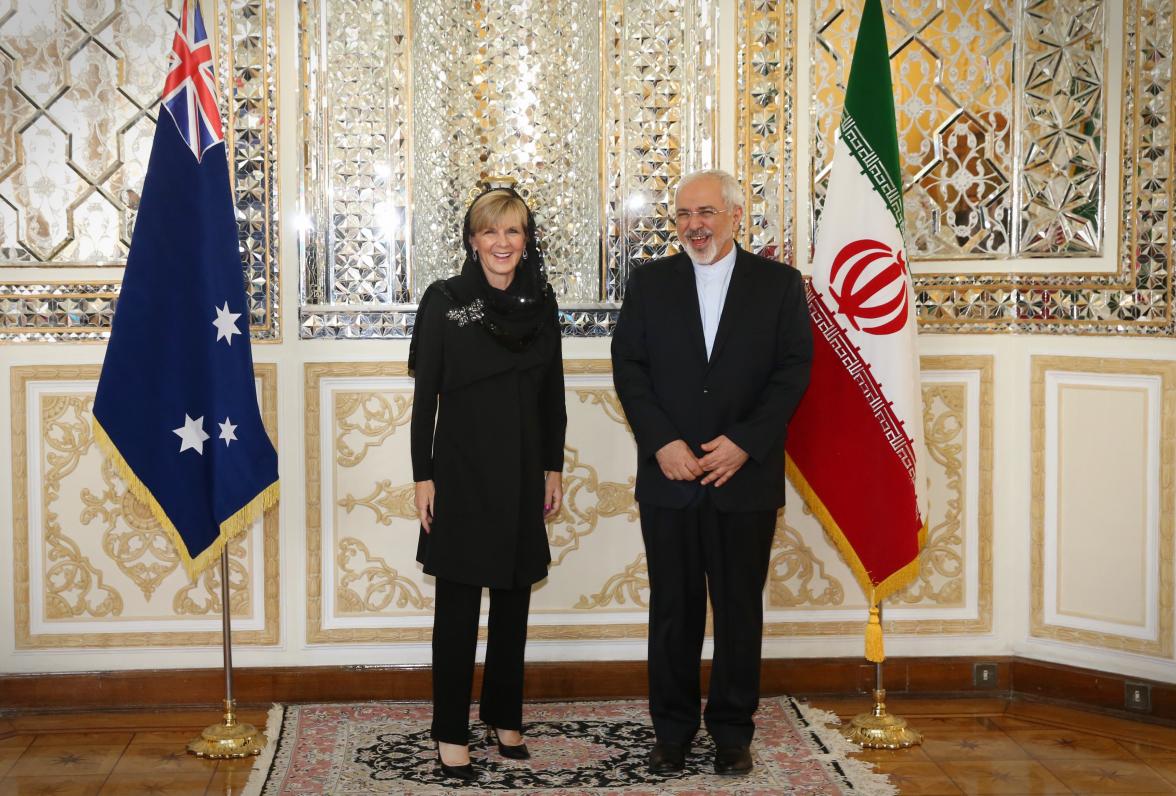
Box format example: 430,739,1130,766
865,602,885,663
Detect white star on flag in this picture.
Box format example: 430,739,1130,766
173,414,210,454
212,301,241,345
219,417,238,446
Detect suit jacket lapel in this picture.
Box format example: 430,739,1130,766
707,246,754,368
672,255,708,366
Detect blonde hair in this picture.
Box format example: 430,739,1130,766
468,189,529,236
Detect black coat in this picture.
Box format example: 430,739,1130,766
611,246,813,512
411,282,567,589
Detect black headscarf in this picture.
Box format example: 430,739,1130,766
410,187,556,371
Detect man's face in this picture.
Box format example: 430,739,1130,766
675,176,742,265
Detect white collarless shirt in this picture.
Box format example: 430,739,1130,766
693,246,737,359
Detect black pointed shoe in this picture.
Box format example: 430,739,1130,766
648,742,686,774
486,725,531,760
436,743,477,782
714,744,753,776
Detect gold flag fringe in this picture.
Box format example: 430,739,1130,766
92,418,279,582
786,455,928,663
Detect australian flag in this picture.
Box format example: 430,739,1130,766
93,0,279,581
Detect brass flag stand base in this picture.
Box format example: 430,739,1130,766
843,606,922,749
842,687,923,749
188,698,266,758
187,550,266,759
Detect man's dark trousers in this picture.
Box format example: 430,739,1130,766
640,492,777,748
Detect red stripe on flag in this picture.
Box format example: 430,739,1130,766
785,312,922,594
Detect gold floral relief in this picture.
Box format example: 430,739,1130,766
574,389,630,430
767,516,846,608
339,479,417,525
172,536,252,617
575,554,649,610
891,383,967,606
547,446,637,566
42,394,123,620
336,537,433,614
334,391,412,468
82,457,180,600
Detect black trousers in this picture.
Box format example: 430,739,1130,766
431,576,532,745
639,497,777,748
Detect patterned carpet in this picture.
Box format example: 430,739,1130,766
244,696,896,794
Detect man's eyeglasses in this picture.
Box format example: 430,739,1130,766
675,208,726,222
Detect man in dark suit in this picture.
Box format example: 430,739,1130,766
611,169,813,776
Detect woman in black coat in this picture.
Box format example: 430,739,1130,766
409,187,566,781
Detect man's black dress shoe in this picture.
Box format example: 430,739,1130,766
714,745,753,776
648,742,686,773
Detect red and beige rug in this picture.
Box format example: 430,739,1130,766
244,696,896,795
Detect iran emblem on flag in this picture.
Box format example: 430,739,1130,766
784,0,928,662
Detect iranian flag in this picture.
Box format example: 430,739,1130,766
784,0,927,662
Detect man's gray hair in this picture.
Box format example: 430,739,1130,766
675,169,744,211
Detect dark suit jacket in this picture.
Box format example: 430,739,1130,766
611,245,813,512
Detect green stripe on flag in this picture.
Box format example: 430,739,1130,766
843,0,904,228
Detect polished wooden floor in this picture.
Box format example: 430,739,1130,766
820,697,1176,795
1,698,1175,794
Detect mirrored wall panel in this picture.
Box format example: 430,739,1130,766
0,0,280,340
811,0,1105,260
298,0,717,338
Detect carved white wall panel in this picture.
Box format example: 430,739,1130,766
1032,356,1175,657
9,366,279,649
304,361,651,643
765,356,993,637
303,357,992,645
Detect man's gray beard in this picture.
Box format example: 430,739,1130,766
682,238,718,265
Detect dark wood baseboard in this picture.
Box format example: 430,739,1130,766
2,656,1171,724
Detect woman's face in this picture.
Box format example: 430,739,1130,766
470,212,527,287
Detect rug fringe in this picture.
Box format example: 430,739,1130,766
243,703,284,796
789,698,900,796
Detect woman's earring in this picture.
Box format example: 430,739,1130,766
473,250,479,263
522,249,528,260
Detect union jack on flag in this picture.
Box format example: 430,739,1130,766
162,0,224,162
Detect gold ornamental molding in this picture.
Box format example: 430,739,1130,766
10,364,280,649
1030,355,1176,657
